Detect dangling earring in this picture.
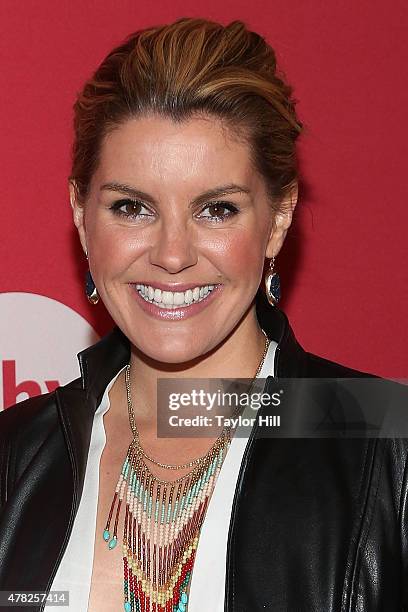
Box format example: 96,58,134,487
85,270,99,304
84,251,99,304
265,256,281,306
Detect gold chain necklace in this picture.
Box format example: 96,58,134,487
126,328,270,471
102,329,271,612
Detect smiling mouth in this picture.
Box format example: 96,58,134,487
133,283,220,309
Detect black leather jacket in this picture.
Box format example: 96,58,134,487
1,290,408,611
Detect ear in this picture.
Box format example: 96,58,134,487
69,180,88,256
265,182,298,259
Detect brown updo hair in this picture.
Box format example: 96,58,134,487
70,17,303,212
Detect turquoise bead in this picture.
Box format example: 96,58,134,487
108,536,117,549
103,529,110,541
181,592,188,604
178,602,186,612
124,602,131,612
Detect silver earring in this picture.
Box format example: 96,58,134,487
85,270,99,305
265,256,281,306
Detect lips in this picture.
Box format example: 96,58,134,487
132,281,219,292
130,282,224,320
134,283,219,308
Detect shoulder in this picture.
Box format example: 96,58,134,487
0,377,83,506
303,350,376,379
0,376,82,441
301,348,408,410
294,351,408,526
302,350,408,409
299,348,408,445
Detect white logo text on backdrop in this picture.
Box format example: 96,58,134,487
0,292,99,410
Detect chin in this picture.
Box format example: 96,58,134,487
138,341,204,365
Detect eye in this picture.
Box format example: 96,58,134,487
196,201,239,223
109,198,154,220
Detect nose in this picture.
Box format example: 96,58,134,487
148,216,198,274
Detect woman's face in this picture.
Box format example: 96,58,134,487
71,114,295,363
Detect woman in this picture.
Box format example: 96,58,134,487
0,16,407,612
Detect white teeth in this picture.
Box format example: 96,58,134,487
135,283,218,308
173,292,185,306
162,291,174,306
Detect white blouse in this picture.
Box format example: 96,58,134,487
46,337,277,611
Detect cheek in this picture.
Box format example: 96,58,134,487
209,225,265,279
86,219,149,278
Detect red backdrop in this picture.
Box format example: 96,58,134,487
1,0,407,379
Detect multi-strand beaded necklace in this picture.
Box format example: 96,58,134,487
102,330,270,612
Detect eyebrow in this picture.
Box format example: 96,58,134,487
100,182,251,207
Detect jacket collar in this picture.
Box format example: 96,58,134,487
77,288,307,406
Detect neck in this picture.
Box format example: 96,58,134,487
126,303,268,421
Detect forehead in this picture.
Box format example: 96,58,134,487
93,114,257,188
